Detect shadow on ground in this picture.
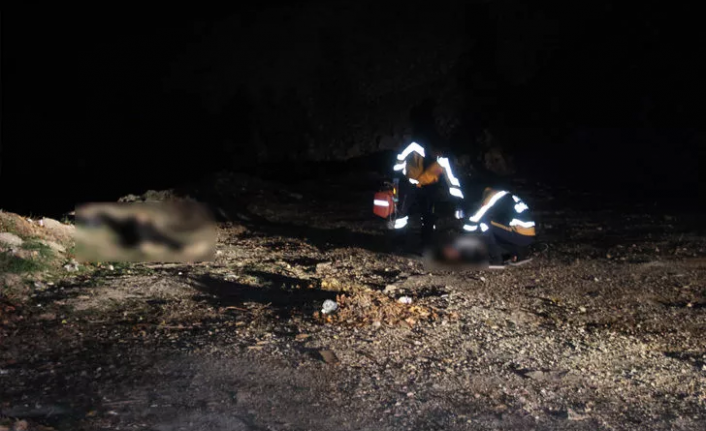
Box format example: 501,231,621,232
187,273,337,317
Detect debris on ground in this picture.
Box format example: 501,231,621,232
397,296,413,304
1,173,705,430
317,349,340,364
314,290,438,328
321,299,338,314
63,259,80,272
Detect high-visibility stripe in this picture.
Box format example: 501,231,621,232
436,157,460,187
396,142,425,161
409,178,419,185
463,224,478,232
393,163,405,171
374,200,389,207
509,219,535,228
512,195,521,203
449,187,464,199
480,223,489,232
469,190,509,222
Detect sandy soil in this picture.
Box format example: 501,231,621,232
1,172,705,430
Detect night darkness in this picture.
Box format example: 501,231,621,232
3,2,702,216
3,4,706,430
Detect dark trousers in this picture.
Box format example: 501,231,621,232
397,179,439,245
484,224,534,263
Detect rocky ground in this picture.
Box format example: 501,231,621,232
1,170,705,431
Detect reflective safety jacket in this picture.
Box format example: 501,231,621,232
463,189,536,236
392,142,464,200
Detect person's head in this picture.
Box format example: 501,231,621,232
479,178,515,203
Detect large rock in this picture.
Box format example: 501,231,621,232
40,217,75,244
0,232,23,248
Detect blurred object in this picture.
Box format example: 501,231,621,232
75,201,215,263
422,233,490,271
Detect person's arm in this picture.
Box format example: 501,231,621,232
507,194,536,232
435,156,466,220
436,156,464,200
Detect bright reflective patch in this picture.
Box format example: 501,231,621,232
437,157,461,187
396,142,425,161
480,223,489,232
374,200,390,207
469,191,509,222
514,202,529,213
512,195,521,203
394,216,409,229
393,163,405,171
409,178,419,185
510,219,535,228
449,187,464,198
463,224,478,232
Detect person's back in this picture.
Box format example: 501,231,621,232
387,143,459,250
464,187,536,266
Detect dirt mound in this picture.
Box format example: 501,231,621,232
0,212,46,241
0,212,74,247
314,289,441,328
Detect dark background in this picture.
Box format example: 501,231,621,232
2,1,703,216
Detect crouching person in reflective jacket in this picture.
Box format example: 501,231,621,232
463,187,536,267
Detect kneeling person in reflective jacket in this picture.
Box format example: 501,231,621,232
463,187,536,266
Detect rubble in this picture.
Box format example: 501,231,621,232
314,290,438,328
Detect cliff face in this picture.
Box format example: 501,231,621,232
164,1,470,164
5,2,701,217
